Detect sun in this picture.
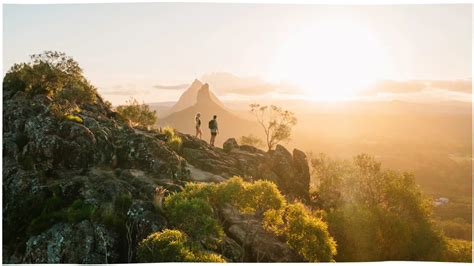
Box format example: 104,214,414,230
268,20,388,101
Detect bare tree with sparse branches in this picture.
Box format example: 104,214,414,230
249,104,297,151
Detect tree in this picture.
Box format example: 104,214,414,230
249,104,297,151
116,98,157,128
310,153,447,261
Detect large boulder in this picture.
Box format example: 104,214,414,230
219,205,303,262
223,138,239,153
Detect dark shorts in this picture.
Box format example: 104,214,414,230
211,132,217,136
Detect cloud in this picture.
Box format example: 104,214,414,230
201,72,302,96
152,84,189,90
359,79,472,96
100,86,150,96
428,79,471,93
360,80,426,96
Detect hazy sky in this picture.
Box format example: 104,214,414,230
3,3,472,104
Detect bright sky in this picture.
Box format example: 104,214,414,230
3,3,472,104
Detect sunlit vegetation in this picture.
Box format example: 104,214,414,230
115,97,157,128
239,134,264,148
162,177,336,262
3,51,98,117
309,153,471,262
161,126,183,152
137,229,225,262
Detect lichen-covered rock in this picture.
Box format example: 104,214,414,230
223,138,239,153
23,220,118,263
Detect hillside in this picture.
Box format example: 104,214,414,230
3,52,470,263
2,54,312,263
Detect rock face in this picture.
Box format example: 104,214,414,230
219,205,303,262
179,134,311,201
3,81,311,262
3,90,184,263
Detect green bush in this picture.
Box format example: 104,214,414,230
137,229,225,262
162,177,337,262
164,191,223,247
162,126,175,140
442,238,472,262
168,135,182,152
160,126,183,152
262,202,337,262
116,97,157,128
3,51,97,105
311,153,449,261
64,113,83,123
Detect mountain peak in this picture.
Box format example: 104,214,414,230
191,78,203,88
197,83,211,103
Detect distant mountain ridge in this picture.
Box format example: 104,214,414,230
159,82,260,145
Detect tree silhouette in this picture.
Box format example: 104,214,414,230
250,104,297,151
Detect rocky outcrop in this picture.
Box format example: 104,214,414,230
178,134,311,201
23,220,118,264
2,90,183,263
219,205,303,262
3,80,311,262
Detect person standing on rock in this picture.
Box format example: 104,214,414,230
209,115,219,146
195,112,202,139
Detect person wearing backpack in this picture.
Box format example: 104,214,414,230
195,112,202,139
208,115,219,147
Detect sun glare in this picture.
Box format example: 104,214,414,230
269,20,388,101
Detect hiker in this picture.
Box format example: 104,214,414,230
209,115,219,146
195,112,202,139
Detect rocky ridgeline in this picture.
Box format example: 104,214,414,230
3,88,311,263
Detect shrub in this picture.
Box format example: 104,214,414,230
162,126,175,140
311,153,449,261
164,190,223,247
137,229,225,262
162,177,337,262
160,126,183,152
3,51,97,105
442,238,472,262
262,202,337,262
168,135,182,152
64,113,83,123
116,97,157,128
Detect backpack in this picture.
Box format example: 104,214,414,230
208,119,216,130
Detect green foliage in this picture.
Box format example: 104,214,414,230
162,126,175,140
164,185,223,247
28,199,95,235
437,218,472,241
168,135,182,152
163,176,336,262
116,97,157,128
250,103,297,151
160,126,183,152
64,113,83,123
3,51,97,106
239,134,264,148
262,202,337,262
311,153,448,261
137,229,225,262
442,238,472,262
